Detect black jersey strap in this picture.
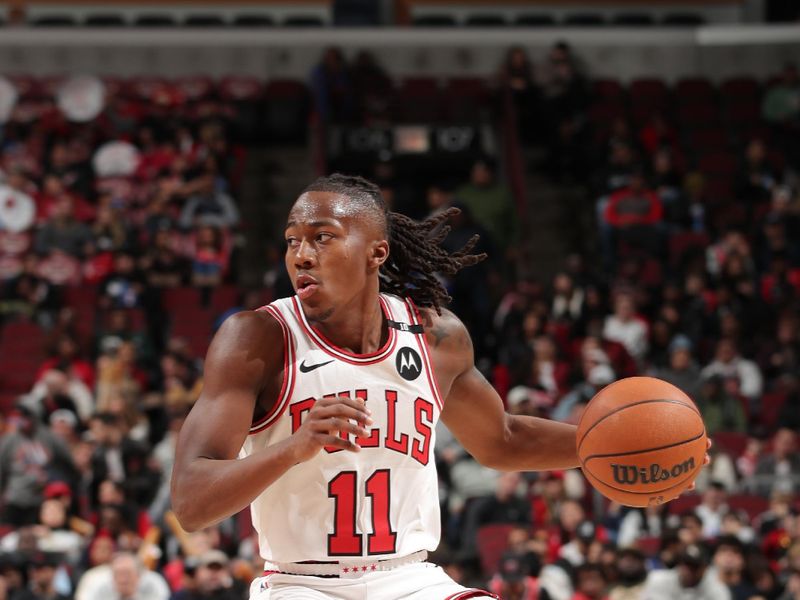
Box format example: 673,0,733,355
387,319,425,334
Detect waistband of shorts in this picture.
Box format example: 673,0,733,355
263,550,428,579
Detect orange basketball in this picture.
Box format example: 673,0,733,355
576,376,707,508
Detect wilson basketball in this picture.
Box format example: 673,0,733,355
576,376,707,508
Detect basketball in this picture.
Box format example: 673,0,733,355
576,376,707,508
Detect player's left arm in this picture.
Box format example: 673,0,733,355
432,310,580,472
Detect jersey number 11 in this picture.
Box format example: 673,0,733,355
328,469,396,556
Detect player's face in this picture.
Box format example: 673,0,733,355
284,191,386,321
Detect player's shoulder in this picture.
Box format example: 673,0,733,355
209,308,286,361
415,305,473,357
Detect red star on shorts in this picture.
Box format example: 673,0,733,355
361,566,368,572
371,565,377,571
342,568,349,574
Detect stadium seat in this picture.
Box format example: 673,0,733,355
283,16,325,27
669,232,710,269
32,15,77,26
465,14,506,27
723,102,761,127
263,79,311,141
593,79,626,103
476,523,516,575
713,431,749,458
760,391,788,430
134,15,177,27
174,76,215,102
184,15,226,27
675,78,716,104
667,494,701,515
630,78,669,106
413,15,457,27
720,77,761,103
564,14,606,26
85,14,126,26
218,76,265,101
636,536,662,557
728,494,769,519
613,13,654,26
514,14,555,26
232,15,274,27
698,153,737,178
677,103,718,127
162,287,203,312
688,129,729,151
443,78,490,121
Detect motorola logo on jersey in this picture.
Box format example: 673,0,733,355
395,347,422,381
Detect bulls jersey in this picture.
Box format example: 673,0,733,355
240,293,444,564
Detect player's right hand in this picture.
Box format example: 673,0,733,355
286,396,373,463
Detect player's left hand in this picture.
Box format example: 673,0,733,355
686,437,712,492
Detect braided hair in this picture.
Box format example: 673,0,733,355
301,173,487,313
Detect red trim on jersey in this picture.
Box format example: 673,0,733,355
249,305,296,434
291,295,397,365
443,589,497,599
404,298,444,411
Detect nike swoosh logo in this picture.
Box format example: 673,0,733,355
298,359,334,373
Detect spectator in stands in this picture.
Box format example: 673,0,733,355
763,62,800,166
608,547,647,600
34,195,91,257
571,562,608,600
643,543,731,600
651,148,689,228
91,203,131,255
616,504,667,550
639,114,678,158
350,50,392,122
551,362,615,423
1,253,55,323
596,141,637,196
455,158,518,255
736,138,777,207
780,570,800,600
190,225,228,288
712,536,758,600
178,173,239,231
498,46,540,142
13,551,69,600
601,168,665,265
551,271,585,326
28,366,94,423
83,552,169,600
695,374,747,436
602,291,648,365
488,550,541,600
310,47,355,123
695,481,730,539
173,550,242,600
649,334,701,398
98,253,146,310
701,339,763,405
0,401,75,526
750,428,800,496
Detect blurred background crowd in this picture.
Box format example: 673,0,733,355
1,2,800,599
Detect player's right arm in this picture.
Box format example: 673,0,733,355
170,310,372,532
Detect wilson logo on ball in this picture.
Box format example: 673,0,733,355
611,457,696,486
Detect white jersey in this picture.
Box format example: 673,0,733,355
240,293,444,564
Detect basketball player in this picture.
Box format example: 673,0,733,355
171,175,701,599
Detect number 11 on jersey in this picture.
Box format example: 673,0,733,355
328,469,397,556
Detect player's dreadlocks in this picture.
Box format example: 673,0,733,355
302,173,487,313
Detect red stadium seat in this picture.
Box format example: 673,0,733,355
669,232,709,268
630,79,669,104
728,494,769,520
688,129,729,151
702,179,734,205
677,103,718,127
720,77,761,103
760,391,788,430
635,536,662,557
593,79,625,102
476,524,516,575
713,432,749,458
698,153,737,178
675,78,715,104
668,494,701,515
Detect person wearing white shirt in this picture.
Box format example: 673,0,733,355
603,292,648,363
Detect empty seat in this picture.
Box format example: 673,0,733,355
760,391,788,429
728,494,769,519
663,13,705,25
232,15,274,27
32,15,77,26
677,103,718,127
443,78,490,121
413,14,457,27
630,78,669,105
283,16,325,27
688,129,729,150
85,14,126,26
134,15,177,27
465,14,506,27
264,79,310,141
515,14,555,26
713,431,749,457
669,232,710,268
564,13,605,26
613,13,654,26
698,153,737,177
593,79,625,102
675,77,716,104
720,77,761,103
184,14,226,27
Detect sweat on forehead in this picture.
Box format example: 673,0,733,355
288,190,387,234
